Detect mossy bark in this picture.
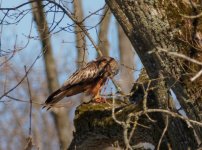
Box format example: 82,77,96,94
68,100,161,150
106,0,202,143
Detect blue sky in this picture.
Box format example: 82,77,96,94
0,0,123,79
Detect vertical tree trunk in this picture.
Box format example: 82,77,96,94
73,0,88,103
30,1,71,149
73,0,87,67
118,24,134,93
98,6,111,56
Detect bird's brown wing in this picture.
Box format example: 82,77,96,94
62,56,115,89
61,60,101,90
44,60,105,105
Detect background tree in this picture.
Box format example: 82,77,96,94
30,1,71,149
73,0,87,67
118,24,135,93
98,6,111,57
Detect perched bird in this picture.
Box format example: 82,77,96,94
43,56,119,109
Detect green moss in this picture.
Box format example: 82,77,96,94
74,99,136,137
71,98,166,148
74,99,145,134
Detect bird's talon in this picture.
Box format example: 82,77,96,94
94,97,106,103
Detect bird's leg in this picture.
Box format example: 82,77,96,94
93,90,106,103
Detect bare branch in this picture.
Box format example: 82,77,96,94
135,109,202,127
0,51,43,100
157,115,169,150
154,48,202,66
191,69,202,81
180,12,202,19
0,0,103,56
0,1,35,11
24,66,32,137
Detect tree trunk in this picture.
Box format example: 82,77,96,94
118,23,134,93
73,0,87,68
30,1,71,149
98,6,111,56
106,0,202,144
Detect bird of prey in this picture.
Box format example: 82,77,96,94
44,56,119,108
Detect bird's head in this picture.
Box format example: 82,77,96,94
108,57,119,77
97,56,119,77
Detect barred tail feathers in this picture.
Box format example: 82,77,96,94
45,89,66,105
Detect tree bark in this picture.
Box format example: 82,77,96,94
106,0,202,143
130,69,197,149
73,0,87,68
30,1,71,149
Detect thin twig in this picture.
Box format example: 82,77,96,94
0,1,35,10
124,114,133,150
180,12,202,19
50,0,103,56
128,115,138,143
157,115,169,150
5,95,42,105
191,69,202,81
151,48,202,66
142,81,156,122
0,51,43,100
112,96,124,125
0,0,103,56
24,66,32,136
149,47,202,81
112,97,133,150
4,94,72,109
135,109,202,127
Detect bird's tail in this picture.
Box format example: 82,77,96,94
43,89,66,110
